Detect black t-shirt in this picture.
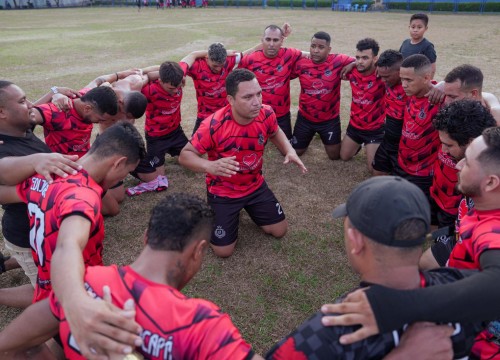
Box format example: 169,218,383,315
0,131,51,248
266,268,484,360
399,38,437,63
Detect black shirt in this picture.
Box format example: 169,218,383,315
399,38,437,63
0,131,51,248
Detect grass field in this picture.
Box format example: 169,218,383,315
1,7,500,355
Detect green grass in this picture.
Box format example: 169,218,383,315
0,7,499,356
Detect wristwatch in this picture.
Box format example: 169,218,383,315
50,86,59,94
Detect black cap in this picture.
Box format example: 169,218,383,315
332,176,430,247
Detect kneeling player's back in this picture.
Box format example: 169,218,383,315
51,265,255,360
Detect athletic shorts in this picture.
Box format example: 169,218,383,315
430,197,457,229
345,123,384,146
430,226,456,267
4,238,37,287
134,126,188,174
277,112,292,140
207,181,285,247
372,140,399,173
393,165,433,200
291,112,341,149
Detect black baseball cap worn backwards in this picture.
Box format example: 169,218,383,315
332,176,430,248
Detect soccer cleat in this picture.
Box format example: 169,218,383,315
126,175,169,196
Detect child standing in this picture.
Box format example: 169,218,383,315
399,13,437,78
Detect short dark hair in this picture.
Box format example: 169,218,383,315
0,80,14,105
264,24,284,36
208,43,227,64
226,68,256,97
88,121,146,164
444,64,483,92
433,100,496,147
146,193,215,252
123,91,147,119
401,54,431,74
81,86,118,116
410,13,429,26
159,61,184,87
312,31,331,44
356,38,380,56
376,50,403,68
477,127,500,174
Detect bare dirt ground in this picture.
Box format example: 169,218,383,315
0,7,499,354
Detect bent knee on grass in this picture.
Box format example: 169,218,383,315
261,220,288,238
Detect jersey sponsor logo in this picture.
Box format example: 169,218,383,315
240,152,262,171
304,80,333,96
258,133,265,146
325,69,332,77
72,136,90,152
401,120,421,140
160,104,180,115
141,331,174,360
438,151,457,169
262,77,285,90
30,177,49,198
214,225,226,239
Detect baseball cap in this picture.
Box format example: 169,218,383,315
332,176,430,247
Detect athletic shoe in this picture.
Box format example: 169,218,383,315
156,175,169,192
126,175,169,196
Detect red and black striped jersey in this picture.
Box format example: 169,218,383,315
292,53,355,123
384,83,406,121
191,104,278,198
16,170,104,303
430,149,461,216
49,265,255,360
186,56,238,120
398,96,441,176
239,48,302,118
35,88,92,157
141,64,188,137
345,68,386,131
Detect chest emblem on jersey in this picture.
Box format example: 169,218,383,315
325,69,332,77
266,77,276,86
366,81,373,89
243,153,258,168
312,80,324,90
405,120,416,132
277,65,283,72
418,108,427,119
258,133,265,145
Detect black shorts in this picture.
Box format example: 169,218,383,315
291,112,341,149
134,126,188,174
372,140,399,173
430,226,456,267
207,182,286,247
345,123,384,146
430,197,457,229
372,116,402,173
393,165,433,200
277,112,292,140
